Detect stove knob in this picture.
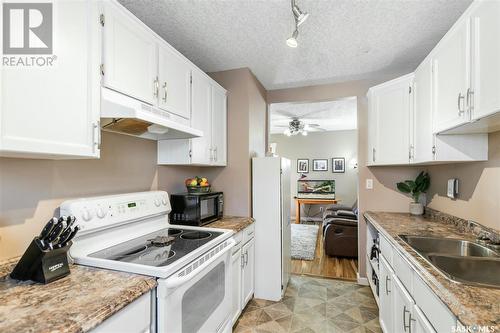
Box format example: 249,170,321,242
96,207,106,219
154,198,161,207
82,208,92,221
161,197,168,206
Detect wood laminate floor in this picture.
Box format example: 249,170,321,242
291,225,358,280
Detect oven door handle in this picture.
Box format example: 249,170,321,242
165,239,235,289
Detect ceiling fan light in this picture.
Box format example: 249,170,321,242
286,30,298,48
294,9,309,26
284,129,292,136
302,131,308,136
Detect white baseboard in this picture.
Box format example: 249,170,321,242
357,273,369,286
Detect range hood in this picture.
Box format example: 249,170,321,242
100,87,202,140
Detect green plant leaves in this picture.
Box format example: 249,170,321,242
396,171,431,200
397,182,411,193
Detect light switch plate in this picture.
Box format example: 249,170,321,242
447,178,458,199
366,179,373,190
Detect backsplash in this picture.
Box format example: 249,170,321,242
425,207,500,244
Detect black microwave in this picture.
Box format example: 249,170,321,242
169,192,223,226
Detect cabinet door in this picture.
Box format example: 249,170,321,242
158,43,191,119
372,75,412,165
413,305,437,333
0,1,100,158
432,18,470,133
412,58,434,163
231,247,242,325
470,0,500,120
367,91,377,164
379,257,394,333
190,71,212,165
102,1,157,105
211,85,227,166
241,239,255,308
393,277,415,333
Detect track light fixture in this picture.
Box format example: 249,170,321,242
287,0,309,48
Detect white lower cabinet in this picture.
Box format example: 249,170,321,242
379,256,394,333
241,238,255,306
413,305,437,333
230,225,255,326
370,226,457,333
91,292,153,333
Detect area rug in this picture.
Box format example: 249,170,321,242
291,224,319,260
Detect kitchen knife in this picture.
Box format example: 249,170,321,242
55,225,75,247
45,219,67,244
38,217,58,241
55,225,80,249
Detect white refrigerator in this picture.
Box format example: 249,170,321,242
252,157,291,301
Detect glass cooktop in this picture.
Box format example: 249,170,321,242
89,227,223,267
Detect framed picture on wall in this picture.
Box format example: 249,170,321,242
332,157,345,173
297,159,309,173
312,159,328,171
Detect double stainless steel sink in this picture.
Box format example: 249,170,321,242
398,235,500,288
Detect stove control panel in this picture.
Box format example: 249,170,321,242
60,191,170,235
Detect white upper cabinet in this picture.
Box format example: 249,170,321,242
190,71,212,165
432,17,471,133
158,42,191,119
470,0,500,120
102,1,157,105
211,86,228,166
158,77,227,167
367,74,413,165
412,58,434,163
0,0,101,159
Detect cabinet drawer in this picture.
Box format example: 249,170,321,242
232,232,243,255
242,224,255,244
413,273,456,333
379,234,393,265
393,251,413,293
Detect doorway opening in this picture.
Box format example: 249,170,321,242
269,97,358,280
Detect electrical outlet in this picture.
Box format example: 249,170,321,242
366,179,373,190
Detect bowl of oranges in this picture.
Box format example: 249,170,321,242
185,176,211,193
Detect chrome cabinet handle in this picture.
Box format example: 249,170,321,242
162,82,168,102
241,253,245,268
372,148,376,162
209,148,213,162
408,313,416,333
153,77,159,98
457,93,465,116
245,251,249,266
385,276,391,295
214,147,218,162
403,306,410,332
466,88,474,113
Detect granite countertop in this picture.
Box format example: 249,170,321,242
364,211,500,328
0,257,157,333
204,215,255,232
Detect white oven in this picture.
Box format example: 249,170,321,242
157,238,234,333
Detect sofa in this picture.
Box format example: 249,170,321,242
322,201,358,258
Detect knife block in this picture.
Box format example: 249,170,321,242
10,238,72,284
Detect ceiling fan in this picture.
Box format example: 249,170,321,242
273,109,326,136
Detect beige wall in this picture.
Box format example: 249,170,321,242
0,132,158,261
267,77,418,279
270,130,358,218
158,68,267,217
426,131,500,232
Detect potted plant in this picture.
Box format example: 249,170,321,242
396,171,430,215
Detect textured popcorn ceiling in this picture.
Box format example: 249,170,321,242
270,97,357,134
119,0,472,90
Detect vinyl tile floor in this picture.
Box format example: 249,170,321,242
233,275,381,333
